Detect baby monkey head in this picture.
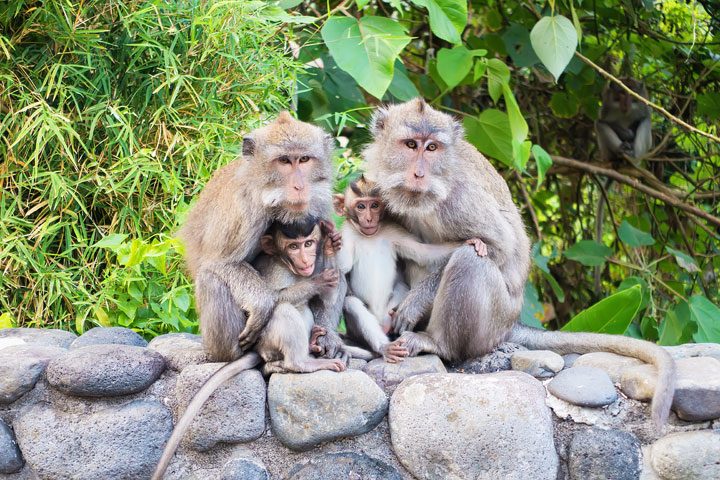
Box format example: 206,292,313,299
333,176,385,237
261,216,322,277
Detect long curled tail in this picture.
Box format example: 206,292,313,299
151,352,261,480
509,324,676,431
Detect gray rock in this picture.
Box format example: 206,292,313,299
288,452,402,480
148,332,207,371
574,352,644,382
14,399,172,480
175,363,266,451
564,353,581,368
665,343,720,361
348,358,368,370
219,457,268,480
451,342,526,373
568,427,641,480
70,326,147,349
389,371,558,480
547,367,618,407
268,370,387,451
620,357,720,421
0,328,76,348
511,350,564,378
363,354,446,393
640,445,662,480
0,345,66,404
650,431,720,480
46,344,165,397
0,419,23,474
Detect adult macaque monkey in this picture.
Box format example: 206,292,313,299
333,176,485,362
153,218,348,480
595,78,653,165
365,98,674,430
178,111,346,362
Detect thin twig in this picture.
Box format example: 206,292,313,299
514,171,542,240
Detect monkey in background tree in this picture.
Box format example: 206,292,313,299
178,111,347,363
595,78,653,166
365,98,675,430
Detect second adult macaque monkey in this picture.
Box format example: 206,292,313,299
595,78,652,165
178,111,347,363
333,176,486,362
365,98,674,430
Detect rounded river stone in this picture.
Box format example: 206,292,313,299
547,366,618,407
70,326,147,349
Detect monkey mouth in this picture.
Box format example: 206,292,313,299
295,265,314,276
360,226,379,236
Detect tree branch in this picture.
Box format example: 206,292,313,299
549,156,720,228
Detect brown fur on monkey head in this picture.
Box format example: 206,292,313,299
363,98,464,214
243,111,335,224
260,217,324,277
333,176,385,237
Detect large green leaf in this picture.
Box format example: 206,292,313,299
561,285,642,334
321,16,411,99
410,0,467,44
689,295,720,343
659,301,694,346
530,15,577,82
463,109,513,167
437,46,473,89
564,240,613,266
387,60,419,101
666,246,701,273
618,220,655,248
486,59,510,103
531,144,553,189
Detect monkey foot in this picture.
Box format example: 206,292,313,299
383,339,409,363
315,358,346,372
309,325,327,354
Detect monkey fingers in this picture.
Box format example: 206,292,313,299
237,322,265,351
383,340,409,363
309,325,327,354
320,220,343,252
466,238,488,257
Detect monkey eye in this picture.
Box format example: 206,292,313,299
278,156,291,164
357,204,366,210
299,155,310,163
288,243,299,250
405,140,417,149
371,202,379,209
426,143,437,151
304,240,314,248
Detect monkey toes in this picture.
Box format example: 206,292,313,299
384,339,409,363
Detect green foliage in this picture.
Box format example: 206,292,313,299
0,1,300,334
562,286,642,334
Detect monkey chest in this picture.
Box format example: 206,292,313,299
349,238,398,310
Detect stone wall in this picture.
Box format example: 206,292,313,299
1,327,719,480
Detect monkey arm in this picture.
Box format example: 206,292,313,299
310,273,349,363
391,268,442,334
595,120,624,158
632,116,652,163
392,232,459,267
276,280,320,305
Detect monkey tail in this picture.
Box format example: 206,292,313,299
151,352,261,480
509,324,675,431
343,345,376,361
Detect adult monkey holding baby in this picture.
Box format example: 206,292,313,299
364,98,675,429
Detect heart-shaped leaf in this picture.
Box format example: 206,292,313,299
530,15,578,82
437,46,473,89
564,240,613,266
321,16,411,99
618,220,655,248
410,0,467,44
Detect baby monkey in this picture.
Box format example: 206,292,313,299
334,176,486,362
253,217,348,374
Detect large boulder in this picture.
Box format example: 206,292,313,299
14,399,173,480
288,452,402,480
0,345,66,404
174,363,266,451
389,371,558,480
649,431,720,480
148,333,207,371
268,370,387,451
362,354,446,393
0,328,76,349
46,344,165,397
70,326,147,349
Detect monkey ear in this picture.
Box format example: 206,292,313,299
323,133,336,157
370,106,389,136
242,137,255,157
415,97,427,113
450,116,465,143
260,235,276,255
332,194,346,216
277,111,294,124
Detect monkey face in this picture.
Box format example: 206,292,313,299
349,197,384,236
273,153,317,211
277,226,321,277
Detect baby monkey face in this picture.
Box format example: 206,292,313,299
279,226,321,277
350,197,384,236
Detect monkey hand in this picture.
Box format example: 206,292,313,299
382,339,409,363
315,330,350,364
312,269,338,294
320,220,342,254
390,302,419,335
309,325,326,354
466,238,488,257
